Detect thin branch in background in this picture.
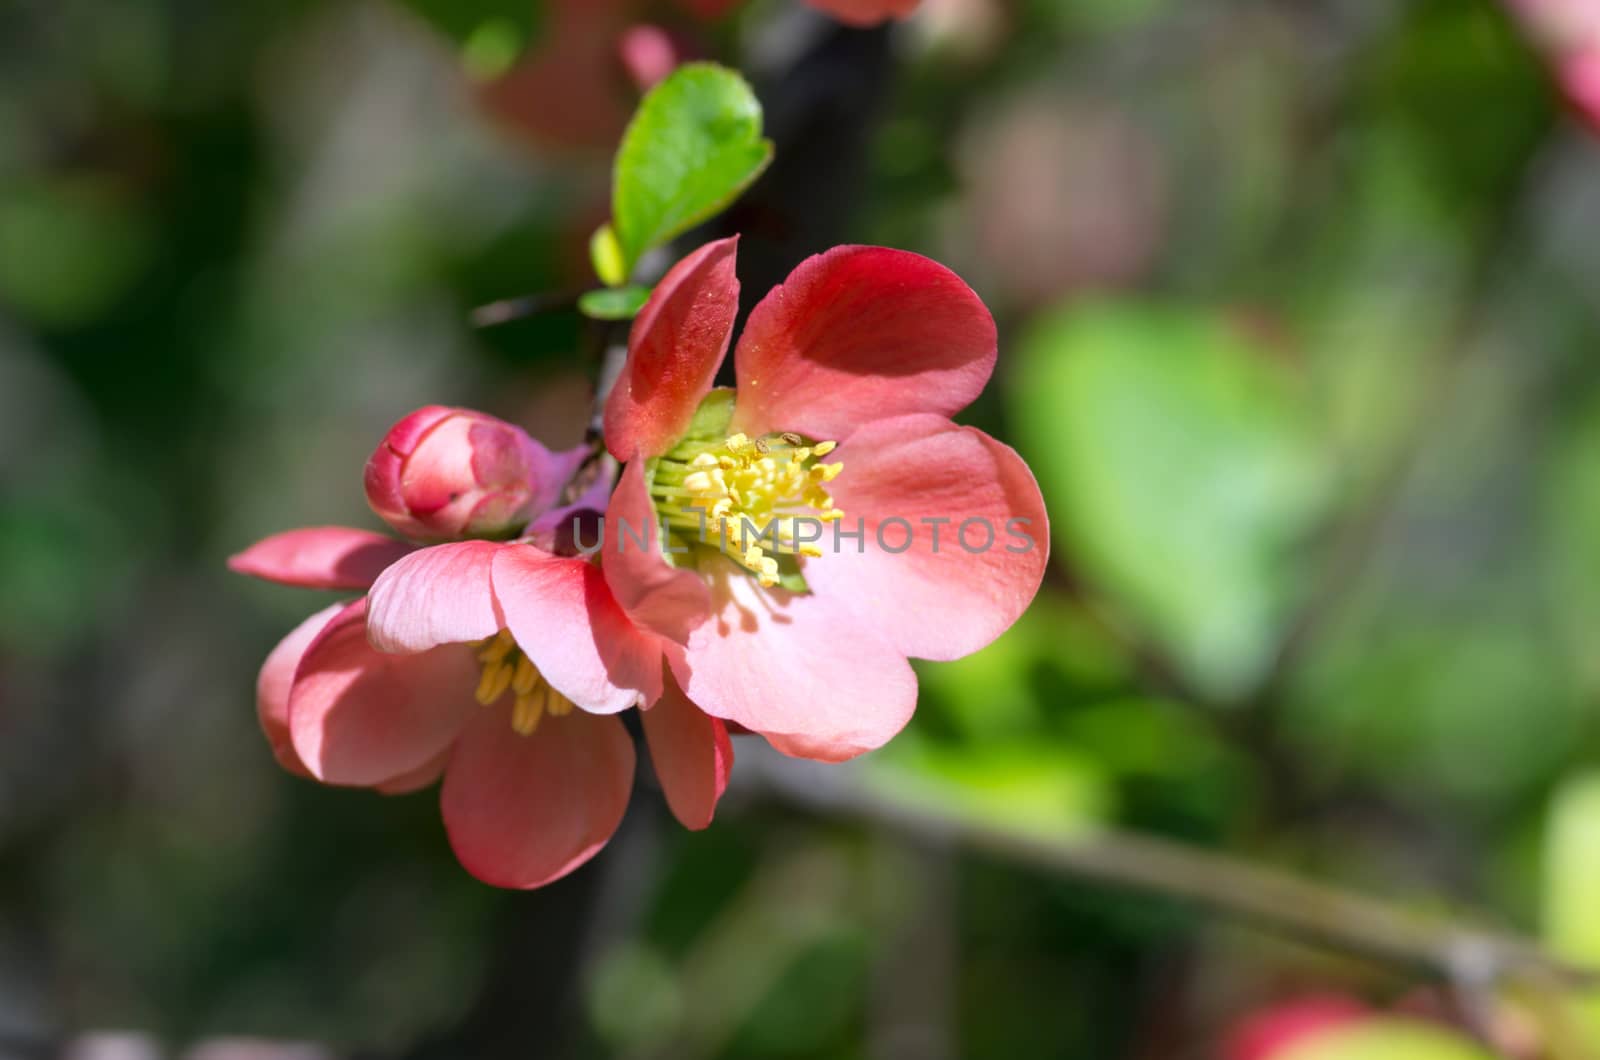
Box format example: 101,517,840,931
469,289,581,328
740,745,1600,1001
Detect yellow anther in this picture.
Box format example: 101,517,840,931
477,630,515,663
547,691,575,717
512,654,538,696
653,429,846,584
512,686,545,735
476,657,513,705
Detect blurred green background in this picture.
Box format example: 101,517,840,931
3,0,1600,1056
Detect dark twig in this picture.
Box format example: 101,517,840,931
469,289,582,328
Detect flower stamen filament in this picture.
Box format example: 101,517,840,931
474,630,575,735
651,431,844,586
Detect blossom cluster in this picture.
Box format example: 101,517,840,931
232,240,1047,887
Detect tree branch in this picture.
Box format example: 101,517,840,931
740,744,1600,997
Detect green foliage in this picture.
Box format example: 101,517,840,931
1275,1020,1496,1060
603,62,772,283
1544,774,1600,1039
1012,300,1328,700
578,285,651,321
394,0,539,77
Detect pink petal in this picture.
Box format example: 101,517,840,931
730,246,996,440
441,704,636,889
604,237,741,461
803,414,1049,661
490,545,663,713
377,751,450,795
602,458,712,644
289,599,481,786
228,527,413,590
671,555,917,762
256,603,345,778
365,540,503,653
641,668,732,830
804,0,921,26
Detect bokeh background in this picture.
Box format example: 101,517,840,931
4,0,1600,1056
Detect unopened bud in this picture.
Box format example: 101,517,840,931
364,406,584,542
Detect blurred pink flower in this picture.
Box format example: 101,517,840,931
1506,0,1600,131
230,411,733,889
597,237,1048,762
1224,995,1370,1060
805,0,921,26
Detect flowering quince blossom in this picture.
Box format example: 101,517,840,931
805,0,921,26
230,406,733,889
597,236,1049,763
1506,0,1600,131
1224,996,1371,1060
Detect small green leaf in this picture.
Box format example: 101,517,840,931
1275,1019,1495,1060
394,0,539,61
611,63,772,278
591,224,627,288
578,286,651,321
461,17,524,80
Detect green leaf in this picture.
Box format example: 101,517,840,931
1275,1020,1495,1060
590,224,627,288
1012,300,1329,700
394,0,539,57
578,286,651,321
1543,773,1600,1038
611,63,772,278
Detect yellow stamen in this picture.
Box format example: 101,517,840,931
512,654,538,696
652,428,846,584
471,632,570,736
512,685,546,735
475,658,512,705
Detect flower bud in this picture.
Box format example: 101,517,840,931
365,406,585,542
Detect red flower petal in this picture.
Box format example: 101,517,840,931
365,541,503,654
804,414,1049,661
490,544,663,714
605,237,741,462
731,246,996,441
805,0,921,26
256,603,345,778
228,527,413,591
442,705,635,889
671,555,917,762
602,458,713,644
289,599,480,787
641,668,732,830
376,751,450,795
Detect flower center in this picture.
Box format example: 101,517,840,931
651,431,844,586
474,630,575,735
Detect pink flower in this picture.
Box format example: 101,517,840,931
230,414,734,889
1224,996,1370,1060
364,405,586,543
595,237,1048,762
1505,0,1600,132
804,0,921,26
